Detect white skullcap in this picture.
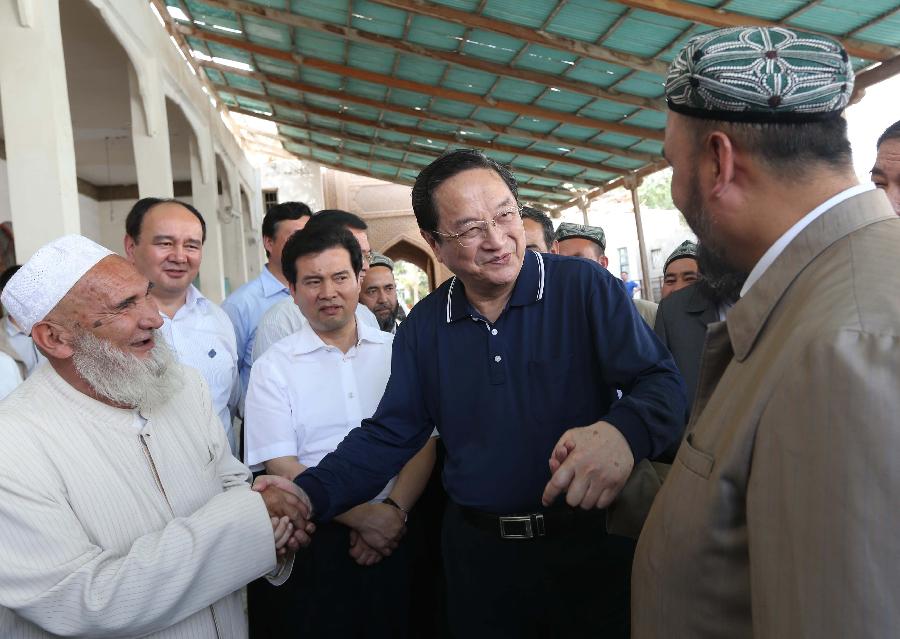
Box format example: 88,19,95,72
1,235,114,335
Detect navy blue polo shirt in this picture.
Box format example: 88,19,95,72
295,250,686,519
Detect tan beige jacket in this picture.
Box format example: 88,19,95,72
633,189,900,638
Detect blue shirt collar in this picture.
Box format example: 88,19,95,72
446,249,545,323
261,265,290,298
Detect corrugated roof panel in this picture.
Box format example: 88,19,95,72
309,131,342,147
343,140,373,155
492,135,531,149
419,121,460,135
595,132,642,147
224,72,264,93
381,111,425,128
430,0,481,12
406,153,434,166
540,164,585,178
250,0,289,10
623,109,666,129
298,67,343,90
456,130,493,143
530,141,607,161
552,124,598,141
289,0,349,25
341,103,382,121
203,68,225,84
411,139,448,154
183,1,241,30
629,140,664,155
302,94,343,111
604,156,645,170
602,10,690,58
564,148,613,163
544,0,624,42
535,90,594,114
394,56,447,85
343,157,371,171
268,85,302,102
788,4,871,35
582,169,619,182
491,77,546,104
279,124,309,139
345,123,376,138
406,16,468,51
311,148,340,163
721,0,805,21
351,0,408,38
283,141,310,155
272,105,307,121
855,14,900,46
487,150,516,163
482,0,555,28
373,147,405,161
307,114,342,129
510,116,561,134
613,72,666,98
254,55,296,78
515,157,550,170
235,95,273,113
430,99,476,119
460,29,524,64
388,89,431,109
443,67,499,95
577,100,636,121
513,44,577,74
472,107,518,125
343,78,388,102
293,28,345,62
243,16,291,47
377,130,414,144
203,41,253,64
564,58,631,87
371,163,399,177
347,42,397,75
398,167,422,181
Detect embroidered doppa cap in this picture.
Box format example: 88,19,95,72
665,26,854,123
555,222,606,251
368,252,394,271
664,240,699,274
1,235,113,335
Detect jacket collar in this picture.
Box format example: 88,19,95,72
727,189,895,362
446,249,544,323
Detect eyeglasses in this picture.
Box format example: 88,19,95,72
432,208,522,248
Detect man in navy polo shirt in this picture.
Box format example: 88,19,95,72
264,149,685,637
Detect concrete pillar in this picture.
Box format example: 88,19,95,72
190,134,225,303
0,0,80,261
225,165,248,289
129,64,173,198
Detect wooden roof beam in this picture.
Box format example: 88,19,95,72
615,0,898,62
210,74,643,174
189,0,663,111
180,25,665,141
855,53,900,95
369,0,669,75
553,159,670,212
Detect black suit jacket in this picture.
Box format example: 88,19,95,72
653,284,719,460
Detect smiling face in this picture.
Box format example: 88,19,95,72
359,265,398,325
423,168,525,296
661,256,700,299
125,202,204,299
872,138,900,215
291,246,361,337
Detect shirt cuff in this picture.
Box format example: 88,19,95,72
294,473,331,522
604,406,652,463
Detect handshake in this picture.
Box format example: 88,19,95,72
252,475,316,556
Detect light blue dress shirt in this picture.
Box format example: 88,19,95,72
159,285,240,452
222,266,290,410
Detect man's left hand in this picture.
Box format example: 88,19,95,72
541,421,634,509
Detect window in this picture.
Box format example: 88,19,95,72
651,248,663,271
618,247,629,273
262,189,278,211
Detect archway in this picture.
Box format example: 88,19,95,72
382,236,437,291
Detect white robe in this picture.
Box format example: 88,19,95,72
0,363,278,638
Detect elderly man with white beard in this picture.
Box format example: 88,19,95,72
0,235,313,638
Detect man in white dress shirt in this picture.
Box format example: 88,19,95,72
251,209,378,363
246,225,435,638
125,198,240,453
0,235,310,638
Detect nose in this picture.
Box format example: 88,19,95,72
888,185,900,215
319,279,336,299
138,296,163,330
480,219,506,248
169,245,187,263
376,288,388,304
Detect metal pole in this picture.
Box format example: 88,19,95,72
626,176,653,302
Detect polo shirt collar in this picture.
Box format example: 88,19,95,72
261,265,289,297
446,249,545,323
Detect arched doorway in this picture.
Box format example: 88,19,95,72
382,237,438,291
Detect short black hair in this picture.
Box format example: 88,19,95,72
411,149,518,240
125,198,207,244
520,206,555,250
877,120,900,149
261,201,312,257
687,117,852,179
307,209,368,233
0,265,20,294
281,225,363,287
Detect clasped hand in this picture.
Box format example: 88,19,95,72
252,475,316,556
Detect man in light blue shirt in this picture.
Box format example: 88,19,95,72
125,198,240,452
222,202,312,408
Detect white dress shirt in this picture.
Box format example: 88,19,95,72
741,184,874,297
251,296,379,363
244,316,396,501
159,285,239,452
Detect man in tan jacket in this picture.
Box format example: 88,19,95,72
0,235,311,637
633,26,900,637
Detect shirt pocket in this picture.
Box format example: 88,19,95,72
527,354,587,425
677,431,714,479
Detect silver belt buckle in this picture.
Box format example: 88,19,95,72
498,514,545,539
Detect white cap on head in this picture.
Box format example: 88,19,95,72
1,235,114,335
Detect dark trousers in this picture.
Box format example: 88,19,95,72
442,501,634,639
249,521,410,639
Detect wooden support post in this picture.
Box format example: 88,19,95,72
625,175,653,302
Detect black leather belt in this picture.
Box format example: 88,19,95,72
459,504,587,540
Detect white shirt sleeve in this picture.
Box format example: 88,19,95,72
0,353,23,400
244,353,300,468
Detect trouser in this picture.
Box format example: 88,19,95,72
442,501,635,639
249,520,410,639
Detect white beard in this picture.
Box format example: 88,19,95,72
72,329,182,412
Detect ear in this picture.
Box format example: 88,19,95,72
420,230,445,265
262,234,276,256
550,240,559,255
123,234,137,261
599,255,609,269
31,321,75,360
707,131,736,199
